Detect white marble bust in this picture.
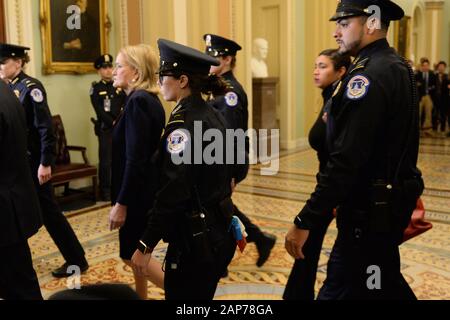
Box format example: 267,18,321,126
251,38,269,78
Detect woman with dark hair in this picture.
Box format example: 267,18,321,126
131,39,236,300
283,49,351,300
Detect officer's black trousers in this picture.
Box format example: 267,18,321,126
317,227,416,300
435,97,449,132
283,213,334,300
233,205,264,243
98,130,112,198
164,233,236,300
31,164,86,266
0,242,43,300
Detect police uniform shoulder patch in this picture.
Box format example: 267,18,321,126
225,92,239,107
167,129,189,154
30,88,44,103
346,75,370,101
89,86,94,96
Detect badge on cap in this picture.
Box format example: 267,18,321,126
346,75,370,100
225,92,239,107
205,35,212,47
167,129,189,154
30,88,44,103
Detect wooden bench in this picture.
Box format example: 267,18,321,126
51,115,98,203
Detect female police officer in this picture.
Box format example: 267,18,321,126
132,39,236,300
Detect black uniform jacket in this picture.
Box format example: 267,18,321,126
90,80,126,131
208,71,249,183
436,73,449,102
0,81,42,246
111,90,166,210
296,39,422,231
141,94,232,249
309,84,334,172
9,71,56,167
415,70,437,99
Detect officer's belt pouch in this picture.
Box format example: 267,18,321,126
219,196,234,224
184,209,214,263
368,180,393,233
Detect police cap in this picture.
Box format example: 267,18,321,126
157,38,219,75
94,54,114,69
0,43,30,63
203,34,242,58
330,0,404,22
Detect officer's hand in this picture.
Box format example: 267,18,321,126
131,249,152,277
109,203,127,231
38,165,52,185
285,226,309,260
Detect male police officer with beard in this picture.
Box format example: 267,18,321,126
90,54,126,201
204,34,277,269
285,0,423,299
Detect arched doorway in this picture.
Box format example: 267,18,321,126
412,5,424,65
0,0,5,42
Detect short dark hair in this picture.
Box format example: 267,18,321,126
420,58,430,65
318,49,351,72
437,61,447,68
230,56,237,70
169,72,229,96
10,53,30,68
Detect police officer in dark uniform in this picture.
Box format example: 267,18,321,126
132,39,236,300
90,54,126,201
285,1,423,299
0,80,43,300
0,43,88,278
204,34,277,268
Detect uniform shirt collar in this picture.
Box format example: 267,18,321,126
10,71,25,85
354,38,390,61
222,70,234,80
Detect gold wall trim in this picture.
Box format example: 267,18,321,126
424,0,445,10
4,0,36,76
119,0,129,47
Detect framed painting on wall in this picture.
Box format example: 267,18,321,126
40,0,109,74
393,16,411,60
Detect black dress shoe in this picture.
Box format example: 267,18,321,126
52,262,89,278
256,233,277,267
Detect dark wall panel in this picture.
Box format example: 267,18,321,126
0,0,5,43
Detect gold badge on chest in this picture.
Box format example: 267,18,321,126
14,90,20,98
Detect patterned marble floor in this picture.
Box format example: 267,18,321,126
30,136,450,300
